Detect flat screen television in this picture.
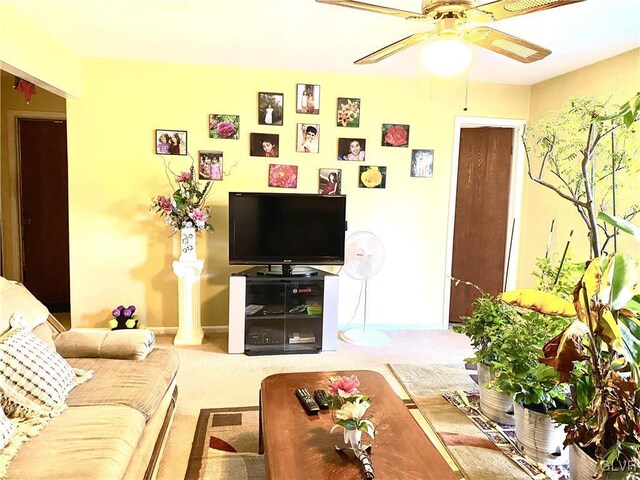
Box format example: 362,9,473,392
228,192,347,270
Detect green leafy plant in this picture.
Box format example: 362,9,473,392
452,280,518,369
502,213,640,477
532,251,584,301
523,93,640,257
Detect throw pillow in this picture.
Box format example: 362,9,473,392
0,408,15,450
0,327,77,418
0,277,49,336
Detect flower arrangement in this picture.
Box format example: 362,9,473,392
327,375,376,478
150,161,213,233
108,305,145,330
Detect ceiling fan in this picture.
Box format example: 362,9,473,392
316,0,584,70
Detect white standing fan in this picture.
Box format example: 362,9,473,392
341,231,389,346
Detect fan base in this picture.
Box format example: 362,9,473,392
341,328,390,346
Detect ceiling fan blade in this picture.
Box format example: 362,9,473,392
354,33,427,64
315,0,425,19
473,0,585,21
466,27,551,63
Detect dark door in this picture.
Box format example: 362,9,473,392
450,127,513,322
18,118,70,312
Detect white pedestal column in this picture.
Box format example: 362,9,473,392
172,259,205,345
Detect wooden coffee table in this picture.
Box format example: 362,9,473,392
260,370,457,479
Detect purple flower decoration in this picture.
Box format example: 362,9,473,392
112,309,121,318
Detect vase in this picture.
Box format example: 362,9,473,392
514,403,567,465
477,363,515,425
179,227,197,261
343,428,362,449
569,444,628,479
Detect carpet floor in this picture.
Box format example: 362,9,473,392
155,329,474,480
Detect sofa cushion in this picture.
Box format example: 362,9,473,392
0,407,15,449
0,328,77,418
6,404,146,480
0,277,49,336
66,348,179,420
55,328,156,360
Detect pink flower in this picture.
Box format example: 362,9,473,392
216,121,236,139
329,375,360,398
268,164,298,188
176,172,192,182
157,196,174,213
188,208,208,227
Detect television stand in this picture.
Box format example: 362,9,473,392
228,267,338,355
257,265,318,277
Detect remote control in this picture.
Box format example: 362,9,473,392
313,389,329,410
295,388,320,414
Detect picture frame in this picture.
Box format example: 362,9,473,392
382,123,410,147
411,149,434,178
268,164,298,189
258,92,284,126
156,129,187,155
250,133,279,157
337,137,366,161
198,151,223,181
209,115,240,140
296,123,320,153
319,168,342,195
359,166,387,189
296,84,320,114
337,97,361,127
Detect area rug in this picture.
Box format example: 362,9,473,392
389,363,569,480
184,406,264,480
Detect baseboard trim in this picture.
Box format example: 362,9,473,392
149,326,228,335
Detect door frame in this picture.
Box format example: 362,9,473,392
2,110,67,281
442,116,526,328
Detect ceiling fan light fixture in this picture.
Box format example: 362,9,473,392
421,37,473,77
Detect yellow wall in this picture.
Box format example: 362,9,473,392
0,3,81,98
65,58,530,329
0,71,66,278
517,49,640,287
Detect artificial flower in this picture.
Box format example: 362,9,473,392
329,374,360,398
335,397,370,422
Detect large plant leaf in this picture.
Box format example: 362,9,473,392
607,254,638,310
597,310,624,354
499,289,576,317
619,314,640,366
539,320,590,382
598,212,640,243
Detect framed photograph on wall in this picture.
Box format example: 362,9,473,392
382,123,410,147
156,129,187,155
359,166,386,189
198,151,223,181
268,164,298,189
337,97,361,127
319,168,342,195
296,123,320,153
337,137,366,161
296,84,320,114
258,92,284,126
209,115,240,140
250,133,279,157
411,149,434,178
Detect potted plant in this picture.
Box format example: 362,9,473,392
502,214,640,479
453,281,519,424
494,254,583,463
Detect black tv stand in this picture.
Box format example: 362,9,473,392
256,265,318,277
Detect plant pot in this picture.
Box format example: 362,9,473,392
569,444,629,480
477,364,515,425
179,227,197,261
514,403,567,465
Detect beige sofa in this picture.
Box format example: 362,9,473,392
0,277,179,480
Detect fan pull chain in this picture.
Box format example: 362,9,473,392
463,74,469,112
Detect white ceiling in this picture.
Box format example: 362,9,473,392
6,0,640,85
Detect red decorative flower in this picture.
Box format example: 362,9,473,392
269,164,298,188
384,125,408,146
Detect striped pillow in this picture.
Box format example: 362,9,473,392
0,408,15,449
0,328,76,418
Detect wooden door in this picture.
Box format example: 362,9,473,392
18,118,70,312
449,127,513,322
